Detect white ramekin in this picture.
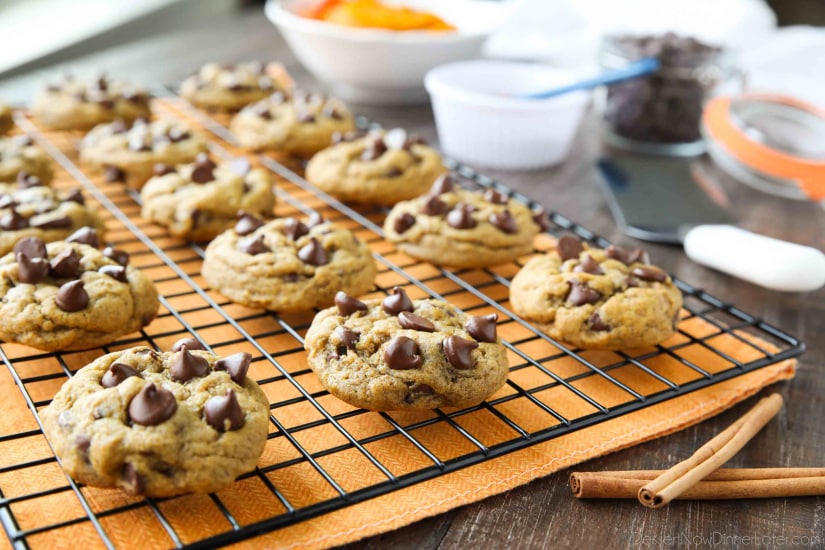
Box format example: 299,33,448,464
424,60,590,170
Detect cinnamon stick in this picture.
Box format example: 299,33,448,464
638,393,783,508
571,468,825,500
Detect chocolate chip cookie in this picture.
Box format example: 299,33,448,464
305,128,448,206
140,156,275,241
0,183,105,256
0,231,159,351
0,102,13,135
384,174,543,268
0,135,54,185
32,74,151,131
179,61,293,111
305,288,509,411
229,90,355,156
202,213,376,312
41,345,269,497
509,236,683,350
79,118,208,189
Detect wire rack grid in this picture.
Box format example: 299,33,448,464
0,93,804,549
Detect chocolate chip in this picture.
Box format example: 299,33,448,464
382,287,413,315
334,326,360,351
332,130,365,144
606,244,648,266
442,335,479,370
297,237,327,266
50,248,80,278
13,237,47,260
16,252,49,284
632,266,667,282
306,212,324,228
128,383,177,426
103,165,126,183
383,167,403,178
66,227,99,247
398,311,435,332
361,138,387,161
298,113,316,123
63,188,85,204
557,235,584,261
171,337,206,352
322,105,343,120
421,195,448,216
215,352,252,384
99,264,127,282
384,336,422,370
573,254,604,275
253,104,273,120
282,218,309,240
204,389,245,432
466,313,497,343
532,209,550,231
235,212,264,236
489,210,518,234
75,434,91,453
170,346,209,382
98,98,114,110
429,173,455,195
446,204,476,229
229,157,251,176
17,171,43,188
627,248,650,265
566,280,602,306
95,76,108,90
101,362,141,388
382,128,407,150
239,234,270,255
393,213,416,234
121,463,145,495
405,382,435,404
127,134,150,152
103,246,129,266
122,90,147,104
589,312,611,331
484,189,508,204
31,215,72,229
626,276,640,288
0,208,28,230
55,280,88,311
153,163,176,177
190,154,216,183
335,291,368,316
167,127,191,143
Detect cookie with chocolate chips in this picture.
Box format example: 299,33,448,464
140,155,275,241
0,183,105,256
0,102,13,135
509,235,683,350
180,61,293,111
0,135,54,185
383,174,543,268
202,213,376,312
229,89,355,156
305,288,509,410
305,128,448,206
0,231,158,351
41,345,269,497
79,118,207,189
31,74,151,131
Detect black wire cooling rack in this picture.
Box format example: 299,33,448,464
0,94,804,550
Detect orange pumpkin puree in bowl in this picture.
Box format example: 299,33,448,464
305,0,456,31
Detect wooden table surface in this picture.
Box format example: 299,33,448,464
2,6,823,549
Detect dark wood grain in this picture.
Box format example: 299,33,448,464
2,6,822,549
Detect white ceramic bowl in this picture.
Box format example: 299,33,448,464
425,60,590,170
265,0,503,105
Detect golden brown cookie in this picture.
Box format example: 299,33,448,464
0,102,13,134
0,135,53,185
305,128,448,206
41,344,269,497
202,213,376,312
305,288,509,410
509,236,683,350
180,61,293,111
384,174,543,268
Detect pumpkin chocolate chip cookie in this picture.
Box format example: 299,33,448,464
32,74,151,131
509,235,683,350
305,287,509,410
230,90,355,156
180,61,293,111
202,212,376,312
79,118,207,189
140,156,275,241
41,344,269,497
0,135,54,185
384,173,544,268
0,229,159,351
305,128,448,206
0,102,13,135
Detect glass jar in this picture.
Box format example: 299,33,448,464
599,32,739,156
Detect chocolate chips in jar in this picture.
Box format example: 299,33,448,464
600,32,732,151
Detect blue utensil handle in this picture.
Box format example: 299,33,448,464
520,57,660,100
